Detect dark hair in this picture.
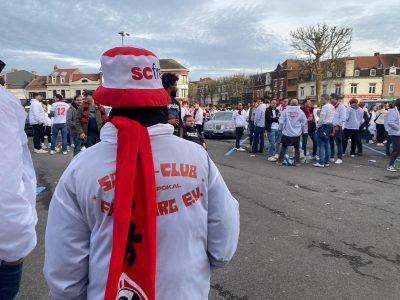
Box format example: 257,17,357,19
32,92,40,98
161,73,179,89
73,95,81,101
55,94,63,101
330,93,339,100
109,107,168,127
183,115,193,122
395,98,400,108
0,76,5,86
369,104,376,111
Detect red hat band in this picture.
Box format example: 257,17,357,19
94,47,170,108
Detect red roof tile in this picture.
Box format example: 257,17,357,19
71,73,100,82
26,76,47,89
351,56,381,69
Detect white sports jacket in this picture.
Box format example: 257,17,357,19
44,122,240,300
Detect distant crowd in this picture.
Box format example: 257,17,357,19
232,95,400,172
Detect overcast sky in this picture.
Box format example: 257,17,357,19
1,0,400,80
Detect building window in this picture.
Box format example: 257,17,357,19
61,90,66,98
76,90,81,96
82,79,88,83
310,86,315,96
389,67,396,75
181,75,188,84
389,84,395,96
369,83,376,94
51,76,56,84
351,84,358,94
326,72,332,78
60,76,65,84
370,69,377,76
53,90,57,97
354,69,360,77
336,71,342,78
322,85,327,95
335,85,342,96
300,87,304,97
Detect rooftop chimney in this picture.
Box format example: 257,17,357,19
54,65,59,71
374,52,380,56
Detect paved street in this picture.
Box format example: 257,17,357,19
18,136,400,300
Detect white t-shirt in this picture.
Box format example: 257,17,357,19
271,109,279,130
51,102,70,124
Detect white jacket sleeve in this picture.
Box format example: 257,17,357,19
206,158,239,269
278,111,286,131
32,102,45,124
44,174,91,300
301,111,308,134
388,111,400,131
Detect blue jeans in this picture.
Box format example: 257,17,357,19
252,126,265,152
51,123,68,151
317,124,333,165
275,130,283,155
330,127,344,160
267,129,279,156
71,132,81,156
248,121,255,145
0,263,23,300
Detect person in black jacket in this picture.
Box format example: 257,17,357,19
265,99,280,160
182,115,207,149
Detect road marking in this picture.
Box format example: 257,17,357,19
363,144,400,162
36,186,46,195
225,137,249,156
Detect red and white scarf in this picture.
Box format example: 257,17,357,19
104,116,157,300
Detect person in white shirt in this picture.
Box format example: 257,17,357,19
0,78,37,299
276,99,308,165
343,98,364,157
314,94,335,167
232,102,247,151
28,92,47,153
192,102,204,134
49,94,70,154
329,94,347,164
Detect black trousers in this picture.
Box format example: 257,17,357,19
343,129,359,155
41,126,51,144
376,124,386,143
389,136,400,166
32,124,43,150
235,127,244,149
195,124,203,135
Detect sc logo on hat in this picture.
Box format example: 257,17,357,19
131,63,161,81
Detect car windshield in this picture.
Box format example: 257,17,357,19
212,112,233,121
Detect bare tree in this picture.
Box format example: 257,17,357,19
291,23,352,103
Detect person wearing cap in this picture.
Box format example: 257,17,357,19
44,47,239,300
75,90,108,149
0,59,37,299
343,98,364,157
49,94,70,154
329,94,346,164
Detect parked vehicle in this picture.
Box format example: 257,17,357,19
203,111,236,138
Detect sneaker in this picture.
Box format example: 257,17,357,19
324,164,330,167
50,150,56,155
313,155,319,161
330,158,335,162
41,143,47,149
387,166,397,172
268,156,277,162
34,149,48,154
335,159,343,164
236,147,246,152
377,143,384,146
313,163,325,168
62,151,68,155
351,155,355,158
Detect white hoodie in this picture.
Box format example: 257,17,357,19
0,86,37,262
278,105,308,137
44,122,240,300
232,109,247,127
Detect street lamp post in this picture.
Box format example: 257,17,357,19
118,31,130,46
